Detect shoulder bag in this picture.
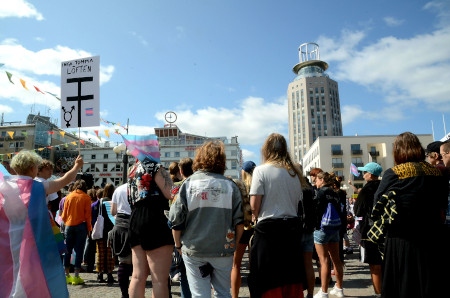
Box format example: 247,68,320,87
91,199,104,240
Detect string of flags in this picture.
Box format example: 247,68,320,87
0,63,61,100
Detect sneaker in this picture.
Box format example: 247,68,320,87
314,289,328,298
329,285,344,297
71,276,84,285
171,272,181,282
66,275,74,285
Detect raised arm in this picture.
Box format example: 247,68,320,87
47,155,83,194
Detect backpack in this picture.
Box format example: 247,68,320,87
321,202,342,233
127,156,162,208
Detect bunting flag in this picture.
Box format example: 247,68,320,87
0,177,69,298
122,134,160,162
59,131,65,138
7,131,14,139
1,68,60,100
6,71,14,84
350,163,360,177
19,78,28,90
34,86,45,94
104,130,110,138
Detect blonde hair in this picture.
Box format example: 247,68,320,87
11,150,43,176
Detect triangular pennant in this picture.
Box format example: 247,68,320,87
104,130,110,138
80,140,85,145
34,85,45,94
19,79,28,90
94,130,99,137
7,131,14,139
48,131,54,135
6,71,14,84
71,141,77,145
21,131,28,137
60,131,65,138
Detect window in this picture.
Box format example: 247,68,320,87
231,161,237,170
188,151,194,157
165,152,171,158
91,154,96,159
103,164,108,171
90,164,95,171
115,163,121,171
104,154,109,159
175,152,180,158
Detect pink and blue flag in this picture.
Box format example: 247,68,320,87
122,134,161,163
0,176,69,298
350,163,360,177
85,108,94,116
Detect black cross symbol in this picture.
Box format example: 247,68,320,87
66,77,94,127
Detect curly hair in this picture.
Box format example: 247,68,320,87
73,179,88,193
38,159,55,171
11,150,43,176
192,140,226,174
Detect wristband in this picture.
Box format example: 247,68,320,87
175,245,182,249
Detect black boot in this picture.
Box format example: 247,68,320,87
107,273,116,284
97,273,105,283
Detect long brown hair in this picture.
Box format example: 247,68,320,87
261,133,302,179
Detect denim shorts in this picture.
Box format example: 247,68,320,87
313,229,340,244
301,232,314,252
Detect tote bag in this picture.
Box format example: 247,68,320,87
91,199,104,240
320,202,342,234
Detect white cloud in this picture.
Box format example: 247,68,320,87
383,17,404,27
0,0,43,20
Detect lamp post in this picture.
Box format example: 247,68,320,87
113,143,128,185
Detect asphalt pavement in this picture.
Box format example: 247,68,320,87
68,236,377,297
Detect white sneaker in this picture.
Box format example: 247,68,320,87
329,285,344,297
314,289,329,298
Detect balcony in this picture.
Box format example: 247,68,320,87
351,149,363,155
354,162,364,167
332,163,344,168
331,150,343,155
354,175,364,181
369,151,380,156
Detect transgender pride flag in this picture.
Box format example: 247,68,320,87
122,134,161,163
0,176,69,298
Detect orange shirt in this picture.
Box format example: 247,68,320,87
61,189,93,231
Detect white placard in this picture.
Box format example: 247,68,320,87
60,56,100,128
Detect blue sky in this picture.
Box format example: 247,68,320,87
1,0,450,165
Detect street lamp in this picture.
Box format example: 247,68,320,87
113,143,128,185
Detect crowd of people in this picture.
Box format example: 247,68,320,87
1,131,449,298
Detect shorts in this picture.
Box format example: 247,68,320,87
313,229,340,244
301,232,314,252
360,240,382,265
129,199,174,250
239,228,254,245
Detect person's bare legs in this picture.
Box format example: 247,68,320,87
303,251,315,296
369,264,382,295
146,245,173,298
327,241,343,289
315,243,332,293
231,243,248,298
129,245,150,298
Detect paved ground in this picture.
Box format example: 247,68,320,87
68,237,377,297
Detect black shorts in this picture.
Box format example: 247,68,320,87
239,228,254,245
129,199,174,251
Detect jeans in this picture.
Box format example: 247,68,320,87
183,254,233,298
64,222,88,269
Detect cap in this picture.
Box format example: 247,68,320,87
242,161,256,174
357,162,382,176
425,141,443,154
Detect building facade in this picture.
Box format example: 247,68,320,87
301,134,434,192
155,123,242,179
287,42,343,163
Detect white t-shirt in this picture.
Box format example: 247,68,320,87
112,183,131,215
249,163,303,222
34,177,58,204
